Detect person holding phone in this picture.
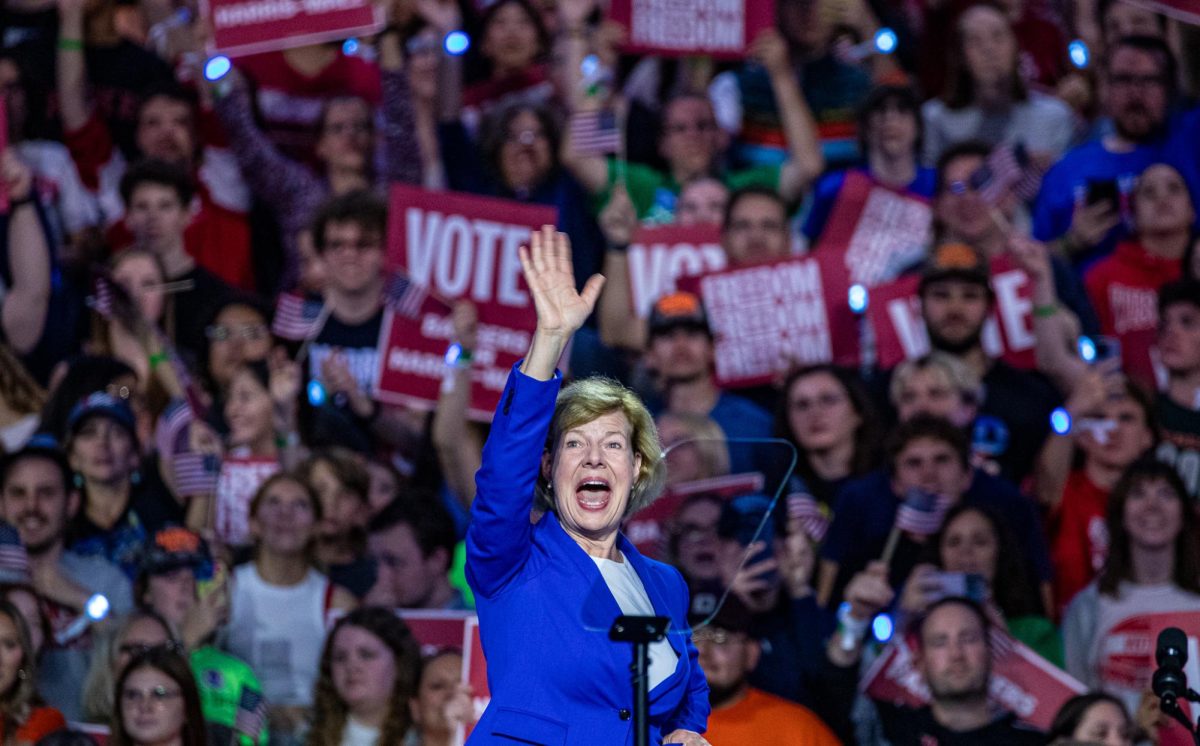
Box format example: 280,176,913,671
1084,163,1193,387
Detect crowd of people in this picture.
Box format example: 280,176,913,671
0,0,1199,741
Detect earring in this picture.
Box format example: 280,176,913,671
17,669,27,680
73,473,84,489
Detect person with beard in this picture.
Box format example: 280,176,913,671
641,291,773,476
0,443,133,720
692,598,838,745
56,0,254,291
917,242,1062,485
1033,35,1200,269
826,594,1045,745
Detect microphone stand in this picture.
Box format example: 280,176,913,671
610,615,669,746
1154,667,1200,746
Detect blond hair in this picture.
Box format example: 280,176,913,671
535,377,665,515
890,352,982,409
656,411,730,480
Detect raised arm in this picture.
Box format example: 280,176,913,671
753,29,823,203
377,30,422,186
596,184,648,350
466,227,605,597
432,301,484,507
1,153,52,354
56,0,90,134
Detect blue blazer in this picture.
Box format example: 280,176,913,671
466,366,709,745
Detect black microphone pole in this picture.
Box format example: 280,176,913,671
610,615,669,746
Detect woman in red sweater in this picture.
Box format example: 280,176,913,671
0,599,65,745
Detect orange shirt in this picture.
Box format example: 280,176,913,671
705,688,840,745
0,706,66,745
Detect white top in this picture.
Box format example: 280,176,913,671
920,91,1076,165
339,717,380,746
592,553,680,691
226,564,331,706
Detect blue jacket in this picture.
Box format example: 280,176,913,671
466,366,709,745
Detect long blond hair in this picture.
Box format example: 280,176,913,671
0,599,41,740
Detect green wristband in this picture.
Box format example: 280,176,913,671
1033,304,1060,319
58,38,84,51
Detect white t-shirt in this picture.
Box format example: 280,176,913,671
340,717,380,746
592,553,680,691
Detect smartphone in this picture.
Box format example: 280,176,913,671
1085,179,1119,208
930,572,989,603
1091,335,1122,366
726,494,776,587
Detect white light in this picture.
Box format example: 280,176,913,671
1078,335,1096,363
1069,39,1089,69
1050,407,1072,436
203,56,232,82
85,594,110,621
872,613,894,642
343,38,359,55
581,54,599,78
874,28,897,55
848,284,869,313
444,31,470,56
307,380,327,406
445,342,462,366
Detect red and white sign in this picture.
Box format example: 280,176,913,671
682,254,857,388
610,0,776,59
399,610,473,657
812,171,933,287
868,254,1037,369
203,0,383,57
862,629,1086,731
624,472,764,560
214,453,280,546
461,617,489,743
627,224,725,318
376,185,552,420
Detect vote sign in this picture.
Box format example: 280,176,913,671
203,0,382,57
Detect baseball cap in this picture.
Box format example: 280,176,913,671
66,392,137,439
919,242,991,293
141,527,212,577
648,291,710,339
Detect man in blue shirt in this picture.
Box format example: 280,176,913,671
1032,35,1200,268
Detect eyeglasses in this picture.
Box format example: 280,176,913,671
121,685,183,705
119,641,185,658
324,121,372,136
664,120,718,136
1108,73,1166,89
506,128,547,146
790,392,850,413
692,629,743,647
205,323,269,342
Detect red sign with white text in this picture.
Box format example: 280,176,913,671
376,185,552,420
609,0,776,59
862,629,1086,731
624,472,764,560
681,254,857,387
813,170,933,287
399,610,473,657
868,254,1038,369
461,617,488,743
627,224,725,318
203,0,382,57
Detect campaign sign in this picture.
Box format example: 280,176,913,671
812,171,933,287
862,629,1086,731
461,617,489,743
627,224,725,318
868,253,1037,369
398,610,474,657
682,254,857,388
376,185,553,420
625,472,765,560
610,0,776,59
203,0,382,57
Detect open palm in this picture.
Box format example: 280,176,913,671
519,225,605,336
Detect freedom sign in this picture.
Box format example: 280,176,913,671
681,254,857,388
812,171,933,288
868,253,1037,369
627,224,725,318
203,0,382,57
610,0,776,58
376,185,552,420
862,628,1086,731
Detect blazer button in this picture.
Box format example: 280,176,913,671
619,709,631,721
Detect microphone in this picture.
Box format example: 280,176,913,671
1153,627,1191,713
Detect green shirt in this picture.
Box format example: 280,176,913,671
191,646,269,745
597,159,781,225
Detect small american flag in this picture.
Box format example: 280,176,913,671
233,687,267,742
569,108,621,155
88,276,116,318
272,293,324,341
894,489,952,537
155,398,195,456
382,273,428,319
173,453,220,496
971,142,1043,205
786,493,830,543
0,524,29,579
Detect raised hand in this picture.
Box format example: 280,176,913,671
519,225,605,338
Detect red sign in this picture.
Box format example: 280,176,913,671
376,185,553,420
203,0,383,57
461,617,489,742
627,224,725,318
681,254,857,388
609,0,776,59
862,629,1086,731
624,472,764,560
812,171,933,288
868,253,1037,369
215,453,280,546
399,610,473,657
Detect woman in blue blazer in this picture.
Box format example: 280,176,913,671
465,226,710,745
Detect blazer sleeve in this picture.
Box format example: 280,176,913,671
665,569,711,734
466,363,562,599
